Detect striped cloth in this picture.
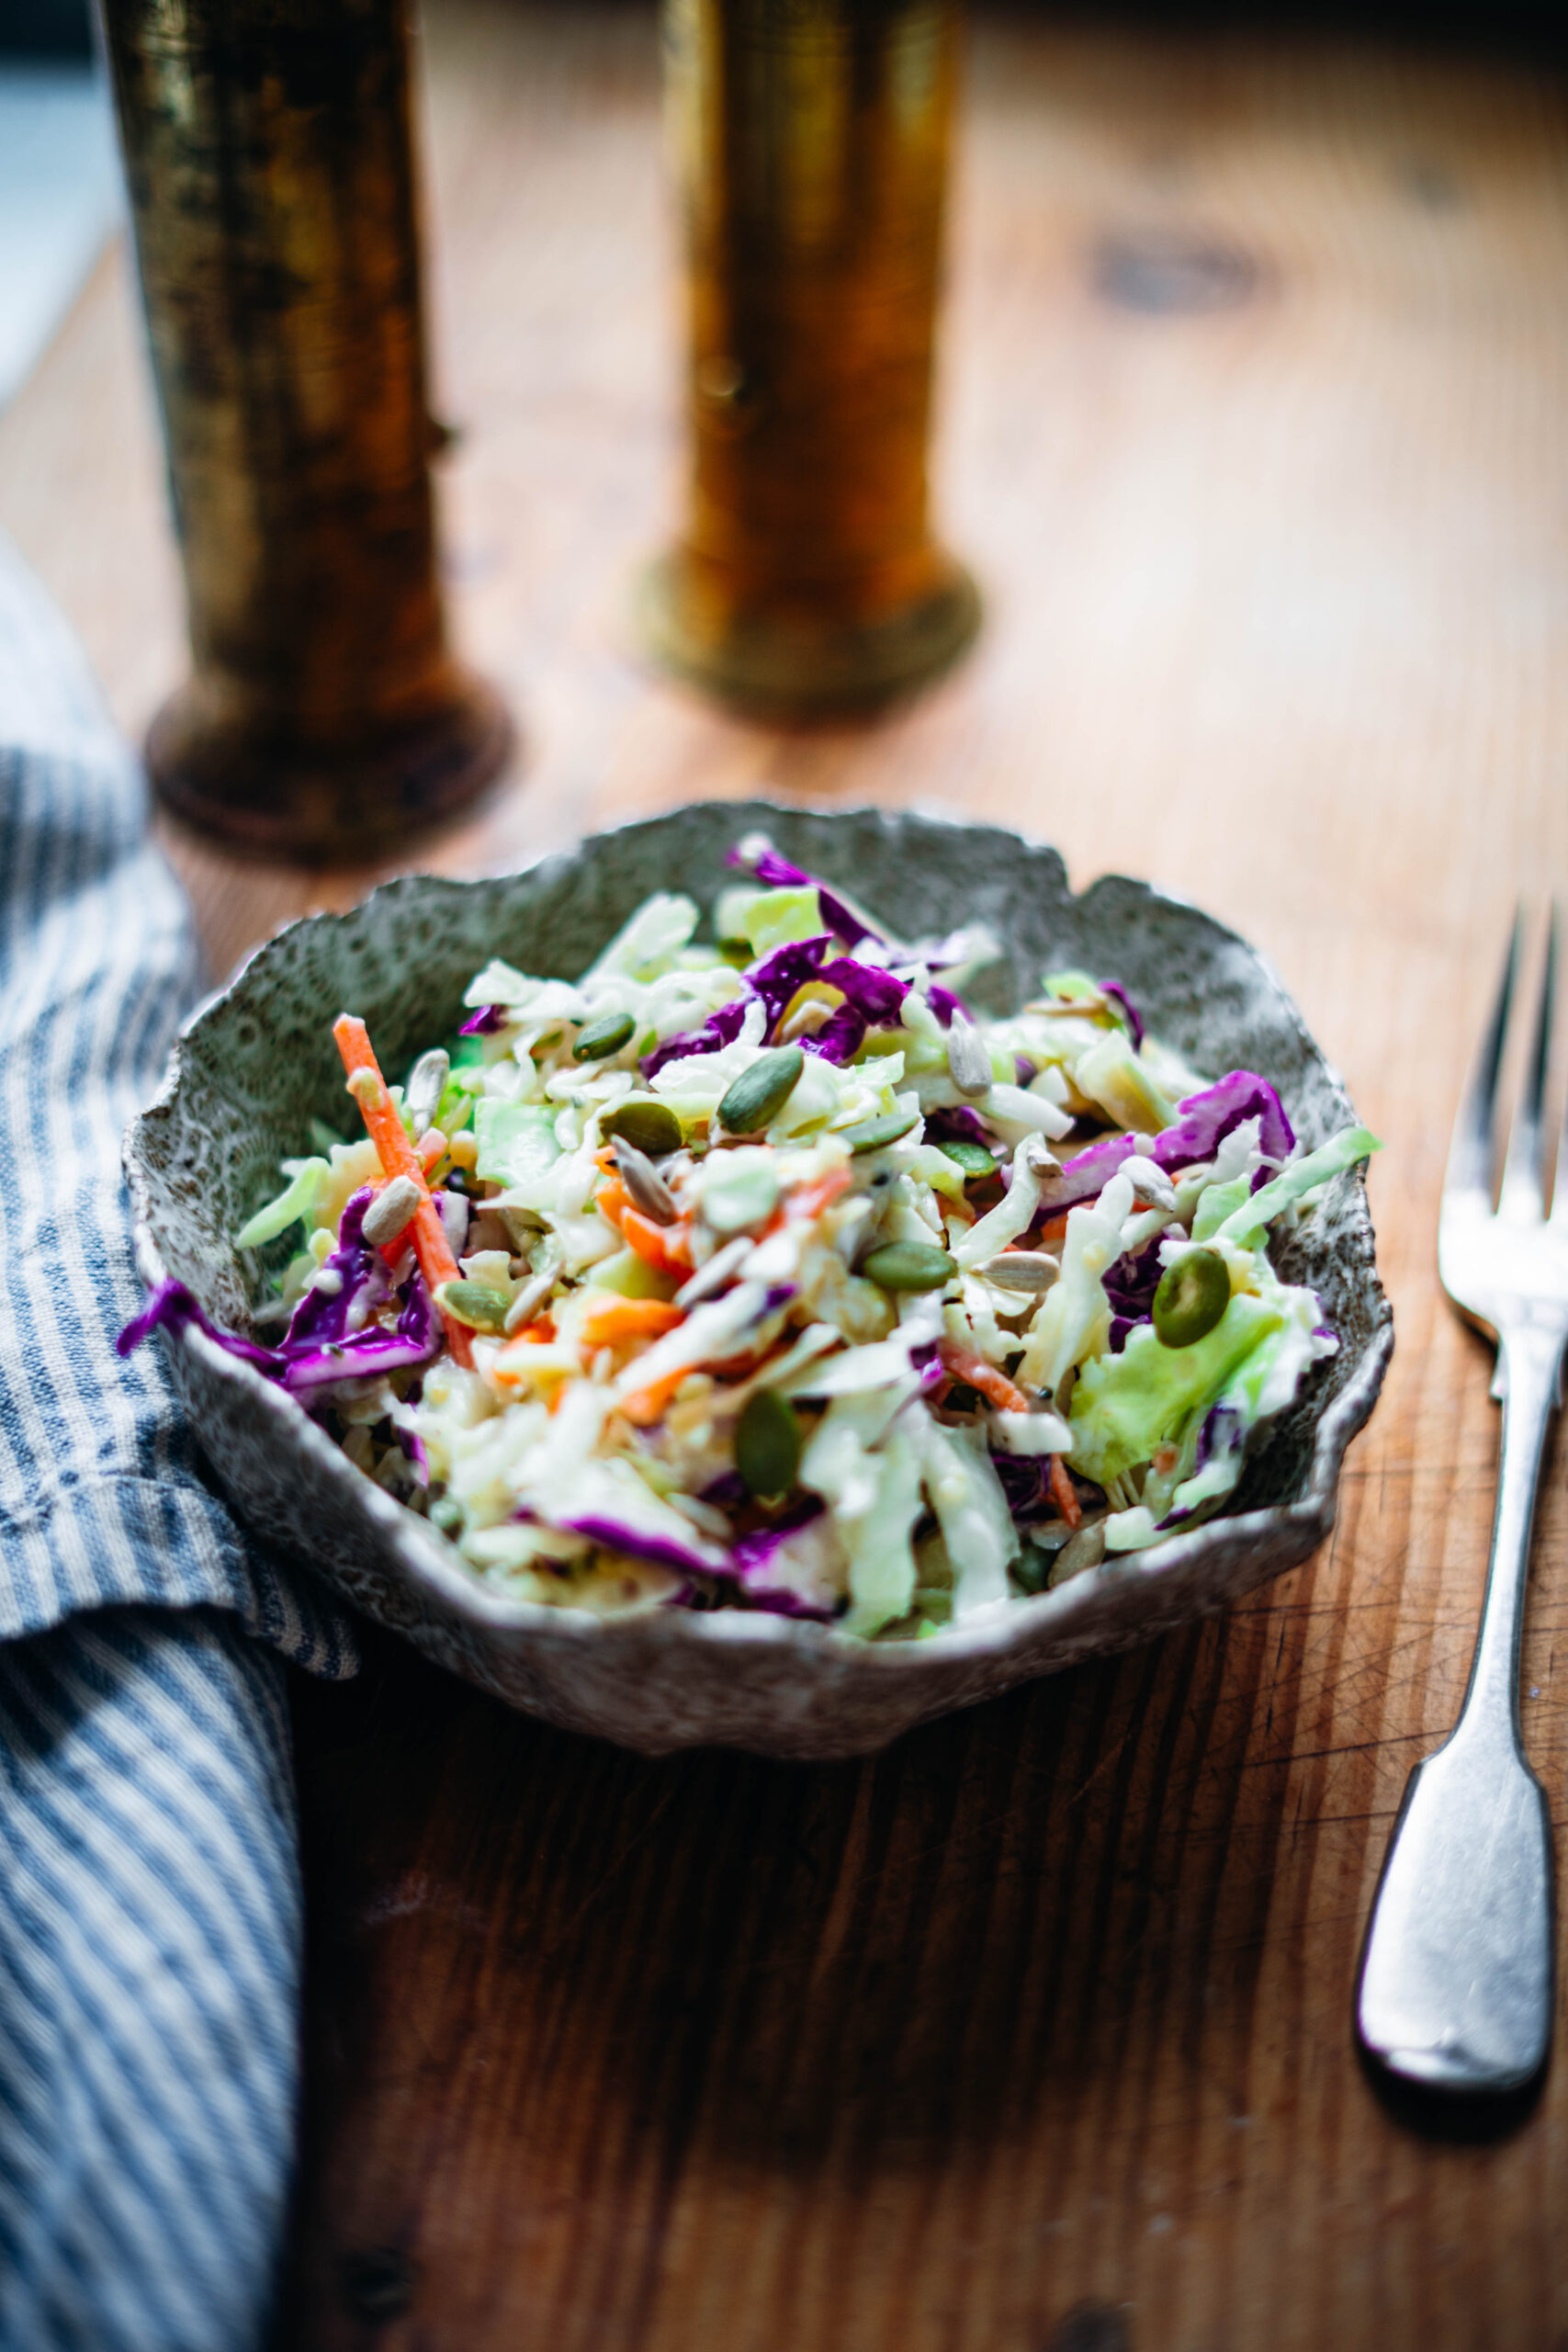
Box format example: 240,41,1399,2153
0,536,357,2351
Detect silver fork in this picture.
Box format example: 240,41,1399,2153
1357,913,1568,2094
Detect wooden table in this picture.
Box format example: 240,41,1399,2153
6,5,1568,2343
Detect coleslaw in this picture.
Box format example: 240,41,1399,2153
123,835,1378,1637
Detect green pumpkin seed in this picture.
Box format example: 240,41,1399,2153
862,1241,957,1294
735,1389,801,1498
572,1010,636,1062
717,1046,804,1136
1152,1248,1230,1349
436,1280,513,1334
841,1110,919,1156
602,1098,682,1158
937,1137,998,1180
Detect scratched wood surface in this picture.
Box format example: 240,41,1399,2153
5,4,1568,2345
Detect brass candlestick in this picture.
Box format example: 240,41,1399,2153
101,0,511,861
642,0,979,718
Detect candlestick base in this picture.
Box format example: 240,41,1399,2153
637,550,980,720
146,668,513,864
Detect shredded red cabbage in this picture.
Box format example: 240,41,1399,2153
117,1280,287,1376
925,1104,992,1148
817,957,908,1024
120,1188,442,1403
1152,1071,1294,1171
460,1004,507,1036
727,1497,837,1619
726,843,878,950
552,1514,724,1578
640,993,751,1079
1097,979,1145,1050
804,1003,866,1064
746,934,831,1025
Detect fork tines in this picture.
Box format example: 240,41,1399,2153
1449,907,1563,1227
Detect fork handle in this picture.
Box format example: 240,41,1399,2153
1356,1322,1562,2091
1461,1322,1563,1739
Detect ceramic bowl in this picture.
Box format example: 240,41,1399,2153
125,804,1392,1758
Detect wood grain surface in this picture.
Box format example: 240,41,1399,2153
5,4,1568,2344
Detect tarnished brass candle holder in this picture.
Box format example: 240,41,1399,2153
101,0,511,861
642,0,980,718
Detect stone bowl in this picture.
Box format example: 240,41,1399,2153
125,804,1393,1758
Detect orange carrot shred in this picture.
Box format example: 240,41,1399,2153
1048,1454,1082,1530
332,1012,474,1370
579,1296,685,1350
619,1207,694,1277
936,1339,1029,1415
619,1366,692,1426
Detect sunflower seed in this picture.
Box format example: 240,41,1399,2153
502,1267,558,1335
975,1250,1059,1293
1122,1153,1179,1215
404,1048,449,1136
945,1011,992,1097
360,1174,423,1249
675,1235,751,1309
614,1138,679,1225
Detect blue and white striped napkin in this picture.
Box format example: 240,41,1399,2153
0,536,356,2350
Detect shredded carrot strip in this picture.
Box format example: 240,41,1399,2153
618,1365,692,1426
937,1338,1029,1415
1049,1454,1082,1529
789,1167,853,1222
619,1207,694,1277
1038,1212,1072,1248
579,1296,685,1350
595,1177,631,1232
332,1013,473,1370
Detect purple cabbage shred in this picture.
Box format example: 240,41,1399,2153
728,844,877,950
119,1188,442,1404
459,1004,507,1037
1097,979,1145,1049
640,993,750,1079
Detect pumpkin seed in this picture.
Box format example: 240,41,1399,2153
572,1010,636,1062
841,1110,919,1156
1153,1248,1230,1348
937,1137,998,1180
735,1389,801,1498
602,1097,682,1158
614,1138,679,1225
945,1011,992,1097
862,1240,957,1293
717,1046,804,1135
436,1280,513,1333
